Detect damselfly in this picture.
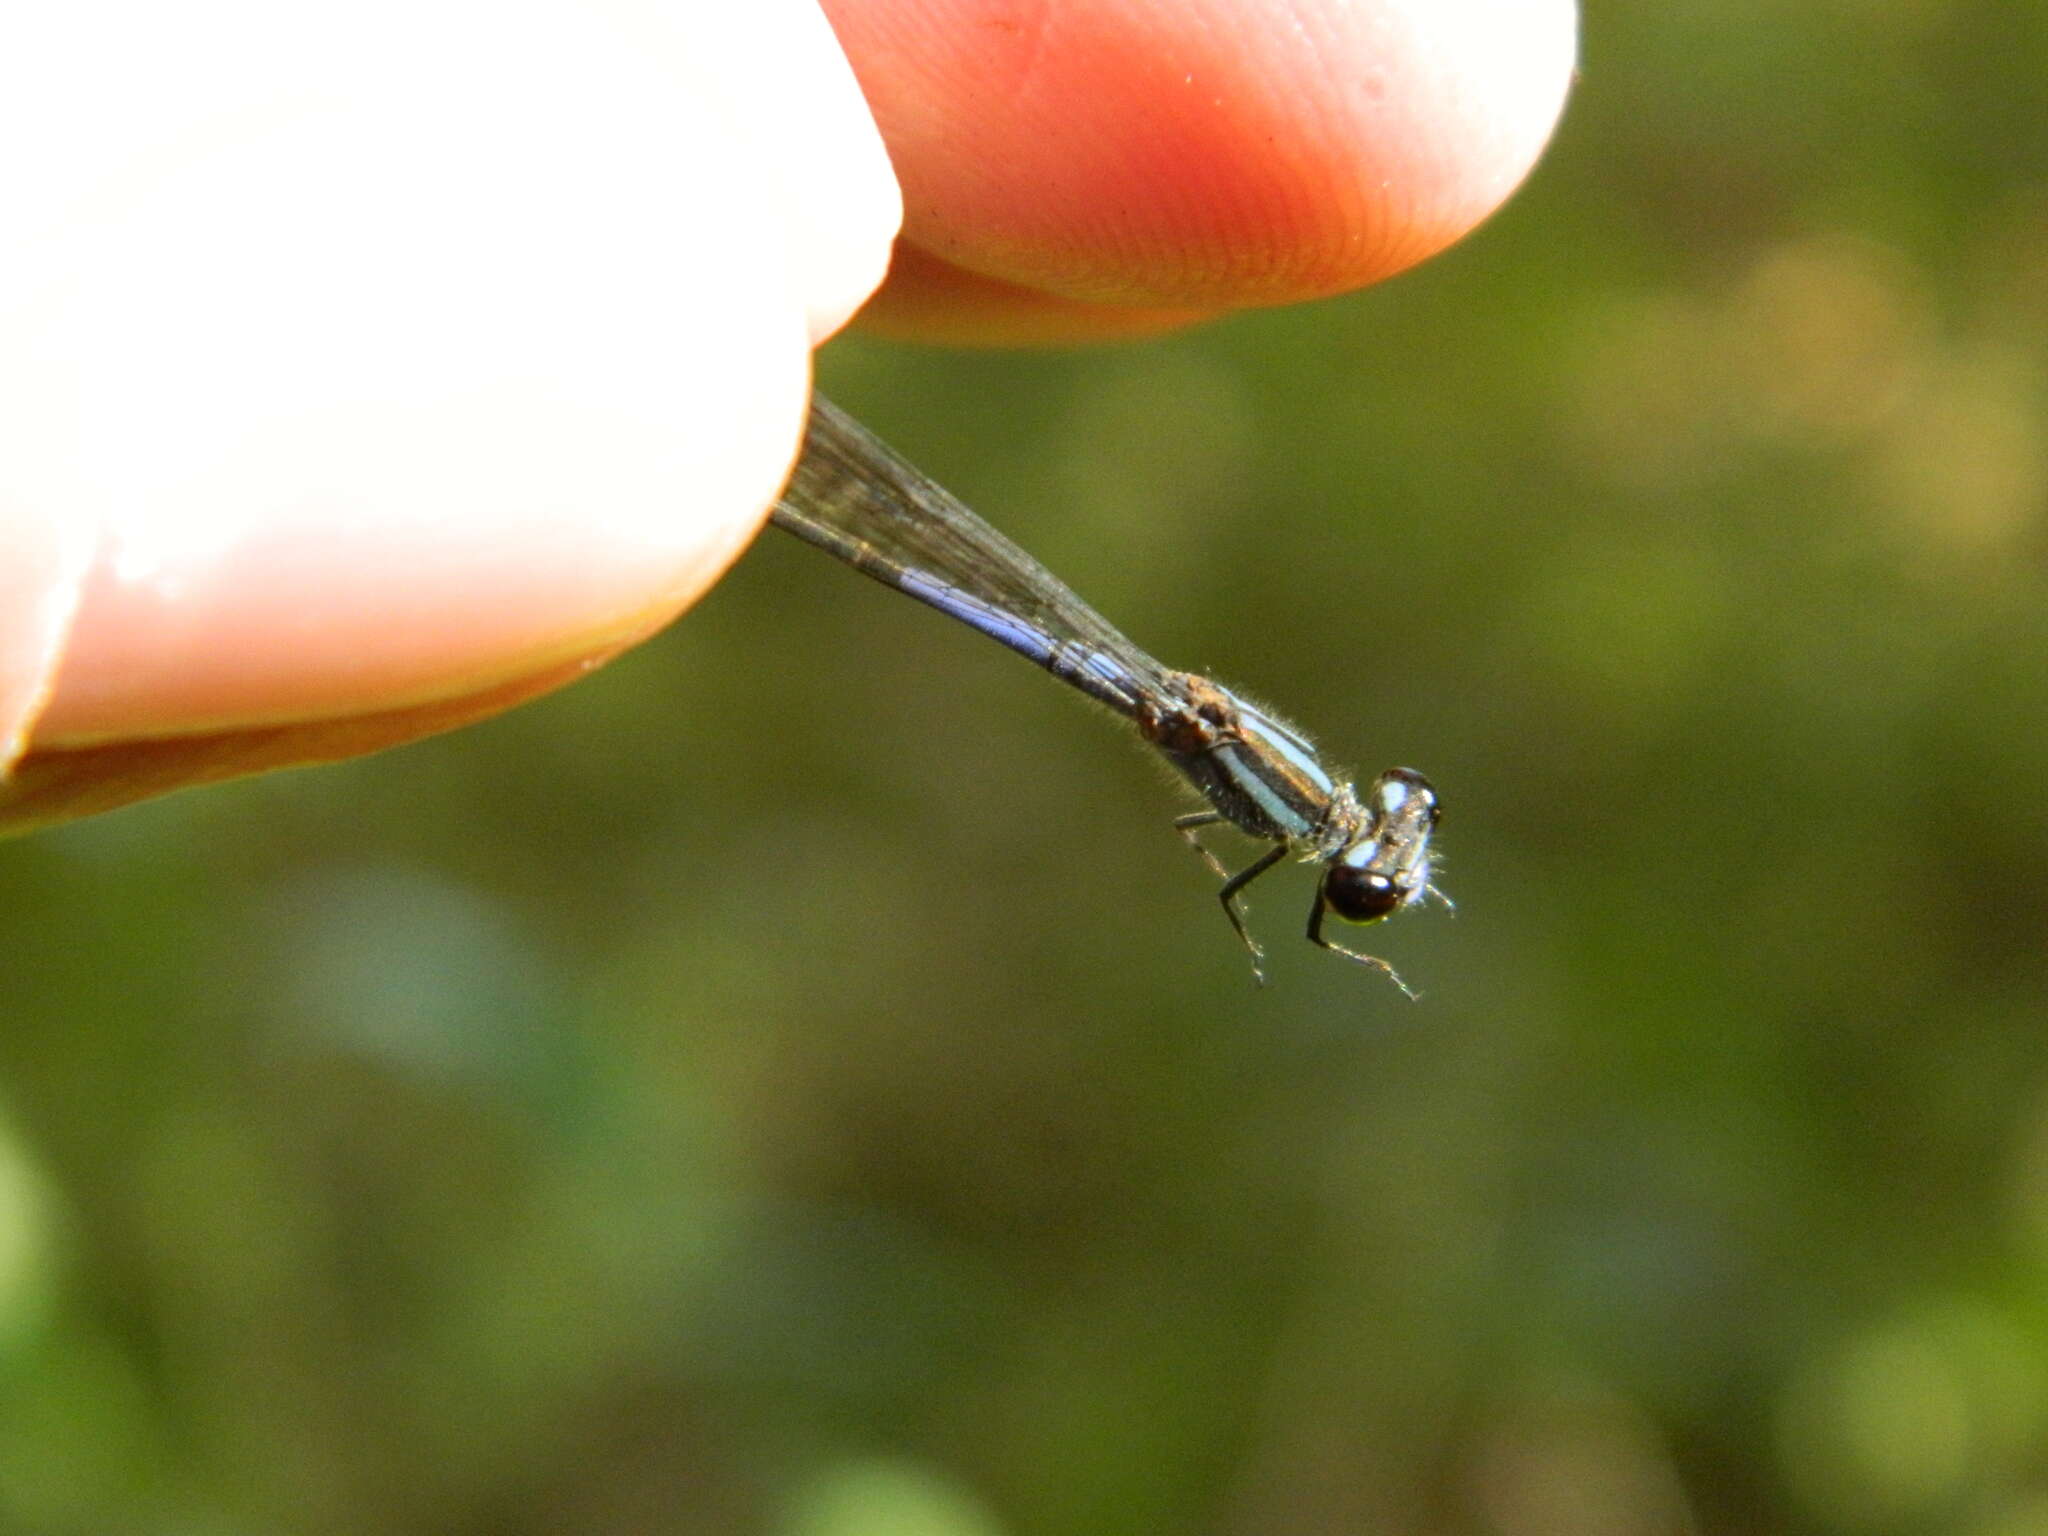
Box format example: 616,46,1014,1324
771,395,1444,992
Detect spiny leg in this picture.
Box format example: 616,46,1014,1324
1219,845,1289,987
1172,811,1234,883
1173,815,1286,984
1308,892,1419,1001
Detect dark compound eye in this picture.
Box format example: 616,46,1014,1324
1370,767,1440,826
1323,865,1408,924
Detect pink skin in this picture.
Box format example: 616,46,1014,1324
0,0,1575,832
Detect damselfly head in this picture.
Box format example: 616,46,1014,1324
1321,768,1440,924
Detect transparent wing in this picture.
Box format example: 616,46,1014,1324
771,396,1180,719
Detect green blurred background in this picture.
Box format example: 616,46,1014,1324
9,6,2048,1533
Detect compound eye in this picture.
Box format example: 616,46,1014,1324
1323,864,1406,924
1371,767,1440,826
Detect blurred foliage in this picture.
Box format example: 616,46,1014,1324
8,4,2048,1533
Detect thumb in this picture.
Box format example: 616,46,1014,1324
1,1,898,834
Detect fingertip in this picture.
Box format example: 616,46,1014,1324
824,0,1577,325
856,241,1213,345
1,3,914,831
5,5,837,762
0,518,95,776
30,338,810,747
683,1,903,342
